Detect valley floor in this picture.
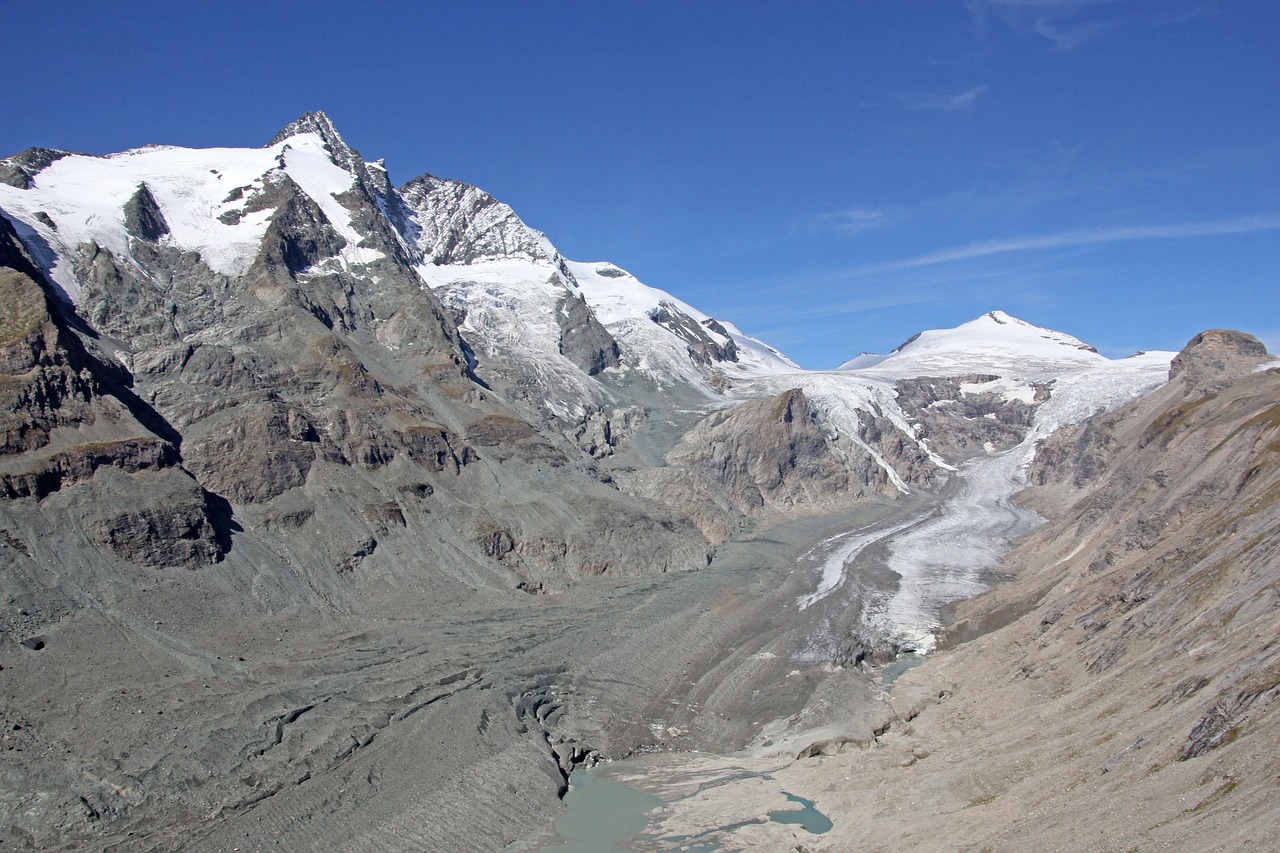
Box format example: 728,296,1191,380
1,493,932,851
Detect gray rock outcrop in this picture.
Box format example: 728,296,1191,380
630,388,900,542
1168,328,1270,395
122,183,170,242
557,292,621,376
0,147,74,189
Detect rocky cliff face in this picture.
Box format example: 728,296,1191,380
629,388,904,542
401,173,566,269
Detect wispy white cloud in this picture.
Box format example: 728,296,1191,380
849,214,1280,276
863,84,990,113
917,84,989,111
893,85,990,112
1031,14,1120,49
721,262,1061,326
969,0,1213,51
809,207,889,235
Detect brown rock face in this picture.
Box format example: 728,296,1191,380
0,263,225,567
85,470,224,568
0,260,102,456
669,388,850,513
1168,328,1271,394
629,388,904,542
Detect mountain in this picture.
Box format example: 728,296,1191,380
2,112,1268,851
838,308,1107,375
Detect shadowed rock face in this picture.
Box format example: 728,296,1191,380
557,293,621,376
122,183,170,243
0,240,224,567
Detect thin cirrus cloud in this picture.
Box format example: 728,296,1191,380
809,208,889,235
926,85,989,111
969,0,1215,51
848,215,1280,276
905,85,990,112
864,84,990,113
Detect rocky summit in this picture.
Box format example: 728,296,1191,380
0,113,1276,851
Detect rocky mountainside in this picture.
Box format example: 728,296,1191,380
0,113,717,599
1,112,1262,851
886,328,1280,848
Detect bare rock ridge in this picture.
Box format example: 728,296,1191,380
122,183,170,243
649,301,739,366
1168,327,1270,393
629,388,904,543
401,173,567,269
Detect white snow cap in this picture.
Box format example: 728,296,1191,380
0,113,378,303
838,310,1109,378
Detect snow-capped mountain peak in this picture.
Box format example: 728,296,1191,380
400,174,565,271
268,110,360,173
837,309,1108,378
0,114,404,302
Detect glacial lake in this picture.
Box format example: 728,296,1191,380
535,765,834,851
539,768,662,852
768,791,834,834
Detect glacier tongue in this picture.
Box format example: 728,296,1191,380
871,445,1040,654
865,350,1175,652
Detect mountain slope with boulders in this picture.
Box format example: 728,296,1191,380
1,113,1268,851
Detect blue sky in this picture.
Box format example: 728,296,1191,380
3,0,1276,367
